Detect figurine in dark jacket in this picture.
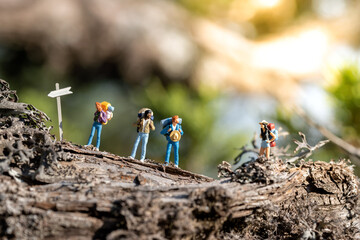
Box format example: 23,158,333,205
130,109,155,161
259,120,276,159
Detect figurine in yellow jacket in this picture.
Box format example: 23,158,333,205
130,108,155,161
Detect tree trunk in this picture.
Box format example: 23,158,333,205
0,79,359,239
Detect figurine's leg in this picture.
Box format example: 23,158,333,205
259,140,268,157
265,147,270,159
95,123,102,149
173,141,179,167
131,133,141,158
86,122,96,145
140,133,149,161
165,142,172,164
259,147,265,157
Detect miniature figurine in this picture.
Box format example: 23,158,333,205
85,101,114,151
160,115,183,168
259,120,277,159
130,108,155,162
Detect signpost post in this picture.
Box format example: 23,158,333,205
48,83,73,141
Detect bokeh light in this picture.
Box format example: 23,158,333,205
255,0,281,8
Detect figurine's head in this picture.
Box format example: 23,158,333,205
172,115,179,124
144,109,153,119
259,120,268,126
259,120,268,129
95,102,102,112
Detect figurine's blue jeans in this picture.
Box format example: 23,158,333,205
165,141,179,166
87,121,102,148
131,132,149,160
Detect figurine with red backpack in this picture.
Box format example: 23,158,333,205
259,120,278,159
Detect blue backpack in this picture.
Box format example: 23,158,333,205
160,117,182,129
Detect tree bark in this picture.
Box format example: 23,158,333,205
1,80,359,239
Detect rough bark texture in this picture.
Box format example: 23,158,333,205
1,79,360,239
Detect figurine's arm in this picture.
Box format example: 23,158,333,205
267,131,276,143
133,118,140,127
179,125,184,135
259,125,264,138
160,125,170,135
100,111,108,124
150,120,155,131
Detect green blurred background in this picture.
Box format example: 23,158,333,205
0,0,360,177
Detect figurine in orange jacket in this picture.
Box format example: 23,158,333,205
85,101,114,151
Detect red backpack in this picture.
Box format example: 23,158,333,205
267,123,278,147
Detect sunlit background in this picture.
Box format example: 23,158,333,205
1,0,360,177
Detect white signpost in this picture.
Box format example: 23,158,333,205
48,83,73,141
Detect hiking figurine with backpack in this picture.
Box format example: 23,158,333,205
259,120,278,159
130,108,155,162
85,101,114,151
160,115,183,168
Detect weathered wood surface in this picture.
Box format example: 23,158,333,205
1,79,360,239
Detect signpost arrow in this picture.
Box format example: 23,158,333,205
48,83,73,141
48,87,72,98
